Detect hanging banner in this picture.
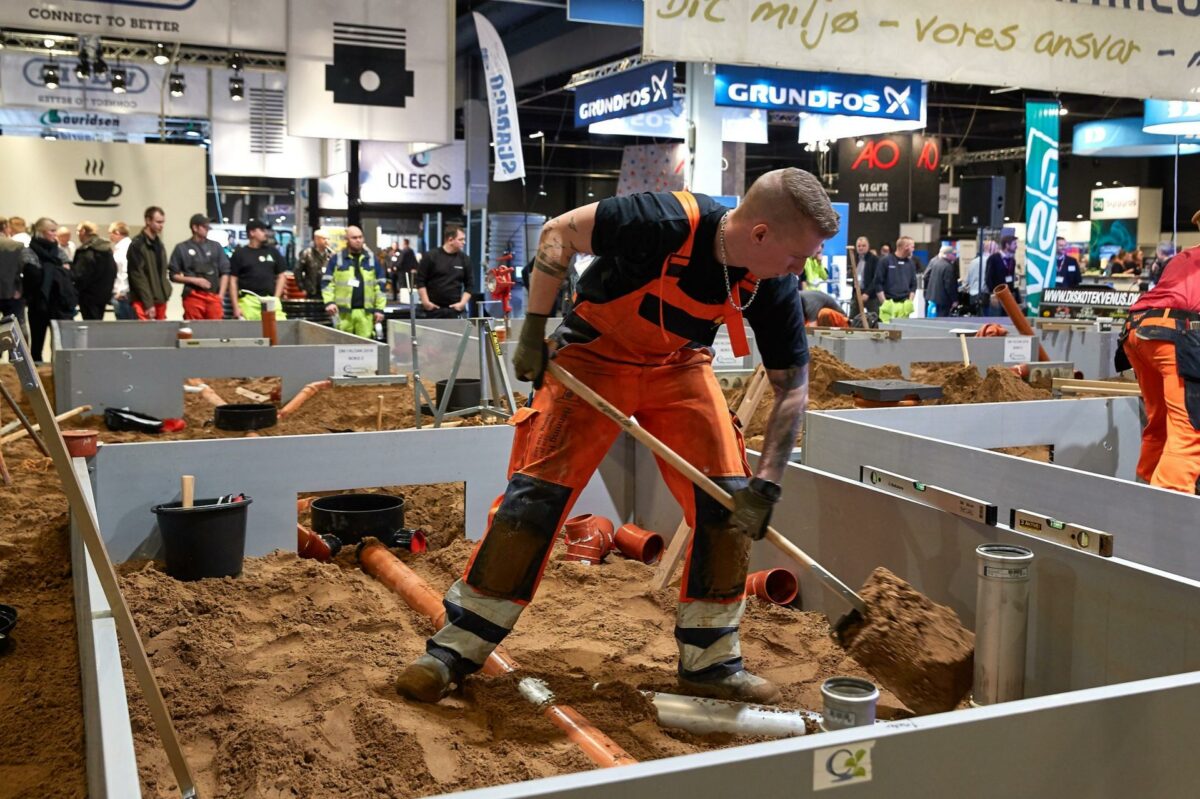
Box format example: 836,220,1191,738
287,0,453,144
0,0,286,51
643,0,1200,102
0,107,164,137
0,137,205,245
473,11,525,182
574,61,673,127
0,53,207,117
1143,100,1200,136
211,70,321,179
568,0,644,27
1075,116,1200,157
1024,101,1060,314
589,97,766,143
835,133,940,251
359,141,466,205
715,66,922,121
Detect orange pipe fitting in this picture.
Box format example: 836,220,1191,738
358,542,636,768
975,323,1009,338
613,523,665,564
745,568,799,605
297,523,333,562
562,514,615,564
278,380,331,419
992,285,1050,361
186,378,228,407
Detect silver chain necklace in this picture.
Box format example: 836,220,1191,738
719,213,761,312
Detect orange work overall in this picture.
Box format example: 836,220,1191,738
428,193,762,680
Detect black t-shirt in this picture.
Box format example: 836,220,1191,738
584,192,808,370
799,289,841,321
416,247,474,306
230,245,286,296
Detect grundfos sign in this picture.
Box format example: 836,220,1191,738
715,66,924,121
574,61,673,127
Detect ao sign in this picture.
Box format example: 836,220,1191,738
715,66,923,122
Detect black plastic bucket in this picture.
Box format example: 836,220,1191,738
435,378,481,412
214,403,278,431
310,493,404,544
152,495,252,581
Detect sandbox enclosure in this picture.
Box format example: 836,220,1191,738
71,418,1200,797
807,327,1043,377
803,397,1200,582
50,320,390,419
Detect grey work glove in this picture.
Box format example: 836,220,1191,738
728,484,776,541
513,312,550,389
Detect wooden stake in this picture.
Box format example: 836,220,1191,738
181,475,195,509
376,394,385,431
0,405,91,446
959,333,971,367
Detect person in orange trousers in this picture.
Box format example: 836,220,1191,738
1120,212,1200,494
396,170,840,705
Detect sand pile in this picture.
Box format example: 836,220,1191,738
117,533,910,798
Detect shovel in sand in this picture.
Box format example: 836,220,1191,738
546,361,975,715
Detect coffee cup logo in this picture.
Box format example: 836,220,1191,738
74,159,122,207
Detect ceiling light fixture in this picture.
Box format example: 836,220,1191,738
153,42,170,65
43,36,55,49
529,131,544,139
227,51,243,72
169,71,185,97
111,65,127,94
229,75,244,101
92,46,108,78
41,59,60,90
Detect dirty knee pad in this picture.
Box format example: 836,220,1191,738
465,473,572,602
685,477,752,601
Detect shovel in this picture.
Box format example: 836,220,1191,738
546,361,975,715
546,362,867,632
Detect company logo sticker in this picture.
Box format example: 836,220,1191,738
814,741,874,790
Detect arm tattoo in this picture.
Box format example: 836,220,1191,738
533,255,568,279
568,215,578,232
756,366,810,483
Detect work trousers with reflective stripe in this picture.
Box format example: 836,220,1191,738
1125,330,1200,493
426,344,754,681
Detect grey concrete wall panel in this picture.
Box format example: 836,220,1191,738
52,320,388,418
811,332,1039,377
884,317,1120,378
89,426,633,563
70,459,141,799
803,399,1200,581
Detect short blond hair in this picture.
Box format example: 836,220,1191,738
744,168,840,238
108,221,129,237
77,221,98,237
33,217,57,236
9,216,27,234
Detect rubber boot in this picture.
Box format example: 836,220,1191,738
395,654,454,703
677,669,782,705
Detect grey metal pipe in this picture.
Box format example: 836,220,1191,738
646,691,819,739
973,544,1035,705
820,677,880,731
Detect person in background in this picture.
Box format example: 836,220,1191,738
9,217,31,247
852,236,880,318
1106,248,1129,276
127,206,171,321
399,237,419,290
108,221,134,320
800,288,848,327
985,235,1020,314
71,221,117,321
801,241,827,292
0,217,36,340
874,236,918,305
384,242,403,301
230,219,288,321
26,217,77,361
1148,242,1176,288
416,226,474,318
878,242,891,260
322,225,386,338
1125,249,1144,276
169,214,231,321
296,229,333,299
1053,237,1082,289
925,245,960,317
964,240,997,316
1119,211,1200,494
56,225,76,263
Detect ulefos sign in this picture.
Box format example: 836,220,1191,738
574,61,673,126
1024,100,1060,314
715,66,922,120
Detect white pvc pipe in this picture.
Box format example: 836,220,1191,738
647,691,819,739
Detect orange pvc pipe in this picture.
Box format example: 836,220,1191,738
358,542,636,768
278,380,331,418
297,523,332,562
262,308,278,346
186,378,228,407
992,285,1051,361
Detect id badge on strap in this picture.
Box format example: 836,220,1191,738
725,302,750,358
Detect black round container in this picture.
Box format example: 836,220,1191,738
310,493,405,544
153,496,252,581
0,603,16,653
435,378,481,413
214,403,278,431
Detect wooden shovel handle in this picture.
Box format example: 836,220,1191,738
181,475,195,509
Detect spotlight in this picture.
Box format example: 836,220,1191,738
227,51,243,72
169,71,185,97
111,66,127,94
43,36,55,49
92,50,108,78
42,128,57,141
1058,106,1069,116
855,138,865,148
229,75,244,101
529,131,544,140
75,47,91,80
41,59,60,90
153,42,170,66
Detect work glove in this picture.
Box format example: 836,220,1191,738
728,482,776,541
513,312,550,389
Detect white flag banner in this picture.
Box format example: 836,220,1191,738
0,53,207,117
642,0,1200,102
212,70,321,179
287,0,453,143
359,141,466,205
473,11,526,182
